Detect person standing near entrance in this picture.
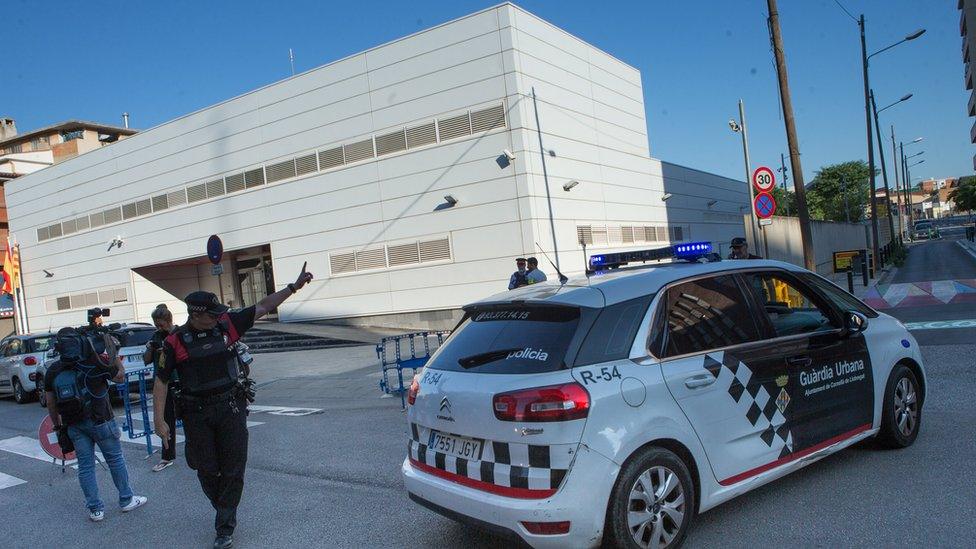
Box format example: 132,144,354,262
143,304,177,472
524,257,548,284
153,263,313,549
508,257,528,289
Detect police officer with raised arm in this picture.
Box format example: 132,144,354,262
153,263,313,549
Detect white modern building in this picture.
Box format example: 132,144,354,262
8,3,749,330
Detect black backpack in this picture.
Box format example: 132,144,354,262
52,364,86,419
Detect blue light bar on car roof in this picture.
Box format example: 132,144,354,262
588,242,714,271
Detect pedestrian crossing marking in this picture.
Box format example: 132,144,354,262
247,405,322,417
0,471,27,490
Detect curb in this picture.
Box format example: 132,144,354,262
957,239,976,262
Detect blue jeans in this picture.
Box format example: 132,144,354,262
67,418,133,512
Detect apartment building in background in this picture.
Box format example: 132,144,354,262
961,0,976,168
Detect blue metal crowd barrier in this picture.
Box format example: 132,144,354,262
114,365,156,458
377,331,450,408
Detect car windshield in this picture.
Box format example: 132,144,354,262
28,337,54,353
113,328,155,347
425,305,581,374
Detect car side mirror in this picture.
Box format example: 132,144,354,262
842,311,868,337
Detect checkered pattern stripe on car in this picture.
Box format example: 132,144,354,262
703,351,795,458
408,423,573,492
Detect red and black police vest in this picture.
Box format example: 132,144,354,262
165,314,242,396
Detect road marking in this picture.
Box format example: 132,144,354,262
0,435,104,469
247,405,322,417
956,240,976,262
0,471,27,490
904,319,976,331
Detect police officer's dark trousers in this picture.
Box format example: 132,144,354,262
181,395,248,537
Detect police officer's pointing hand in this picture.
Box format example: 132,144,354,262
294,261,313,290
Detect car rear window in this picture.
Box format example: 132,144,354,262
113,328,155,347
425,306,581,374
28,337,54,353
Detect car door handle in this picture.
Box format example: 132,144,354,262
684,374,717,389
788,356,812,368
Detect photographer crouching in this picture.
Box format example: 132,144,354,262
153,262,313,549
45,310,149,521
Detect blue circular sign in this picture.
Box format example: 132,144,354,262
207,235,223,265
754,192,776,219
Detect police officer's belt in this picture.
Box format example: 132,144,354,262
179,386,240,406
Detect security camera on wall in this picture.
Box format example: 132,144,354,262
502,149,516,161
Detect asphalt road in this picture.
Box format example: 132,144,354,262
1,242,974,548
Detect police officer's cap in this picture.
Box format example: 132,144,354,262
184,291,229,315
730,237,748,247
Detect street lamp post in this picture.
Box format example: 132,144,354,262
859,13,924,267
907,158,925,220
901,139,924,231
729,100,763,252
871,91,912,246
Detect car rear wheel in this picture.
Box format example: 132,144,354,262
13,378,32,404
877,364,921,448
606,447,695,549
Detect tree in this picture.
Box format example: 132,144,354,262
949,179,976,216
769,185,796,217
806,161,872,223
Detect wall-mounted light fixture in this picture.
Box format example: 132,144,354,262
707,200,718,207
661,193,673,202
562,180,579,191
107,236,125,251
43,269,54,278
443,195,458,206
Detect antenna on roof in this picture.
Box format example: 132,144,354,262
122,112,129,129
535,242,568,284
289,48,296,76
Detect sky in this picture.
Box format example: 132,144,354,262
2,0,969,185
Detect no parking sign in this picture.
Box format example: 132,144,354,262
754,192,776,219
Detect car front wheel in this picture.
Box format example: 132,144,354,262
878,364,921,448
606,447,695,548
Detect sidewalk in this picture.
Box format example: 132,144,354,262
958,237,976,260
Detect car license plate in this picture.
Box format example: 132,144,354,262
428,431,483,460
127,355,142,363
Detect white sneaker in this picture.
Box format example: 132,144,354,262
121,495,147,512
89,510,105,522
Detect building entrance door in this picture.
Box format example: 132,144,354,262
236,254,276,317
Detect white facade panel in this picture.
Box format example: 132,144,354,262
8,3,748,330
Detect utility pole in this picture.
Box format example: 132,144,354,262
767,0,815,270
870,90,897,247
859,14,881,269
779,152,790,216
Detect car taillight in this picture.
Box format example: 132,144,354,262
493,382,589,422
407,376,420,406
23,356,37,366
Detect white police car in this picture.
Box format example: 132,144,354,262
402,243,925,548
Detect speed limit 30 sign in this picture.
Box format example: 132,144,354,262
752,166,775,193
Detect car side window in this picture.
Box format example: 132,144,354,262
576,295,652,365
799,273,879,318
661,275,761,358
741,272,837,337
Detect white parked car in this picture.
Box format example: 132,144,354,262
0,332,56,404
402,243,925,548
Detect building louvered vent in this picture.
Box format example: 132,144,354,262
643,226,658,241
266,159,297,183
167,189,187,207
470,104,506,133
136,199,152,216
151,194,169,212
244,168,265,188
621,226,635,243
75,216,90,231
89,211,105,228
69,294,87,309
205,179,225,198
84,292,98,306
62,219,77,235
45,298,57,312
355,248,387,271
419,238,451,262
295,153,318,175
592,226,608,245
330,252,356,274
387,242,420,266
113,287,128,302
47,285,131,313
437,113,472,141
343,139,375,163
318,146,344,170
56,296,70,311
225,173,246,193
405,122,437,148
607,226,623,243
671,226,684,241
122,202,138,219
375,130,407,156
48,223,63,238
187,183,207,203
98,289,116,303
37,226,50,241
577,226,593,245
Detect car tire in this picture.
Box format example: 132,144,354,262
13,378,31,405
877,364,921,449
605,447,695,549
